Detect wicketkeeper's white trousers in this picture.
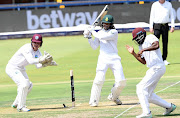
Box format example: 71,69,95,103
136,64,171,114
6,64,32,109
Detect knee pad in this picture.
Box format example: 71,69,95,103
20,80,31,89
110,80,126,100
27,82,33,94
114,80,126,88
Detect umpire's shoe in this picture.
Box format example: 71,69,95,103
163,103,176,115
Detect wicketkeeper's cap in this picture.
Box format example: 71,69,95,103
31,34,42,43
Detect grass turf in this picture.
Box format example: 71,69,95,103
0,31,179,118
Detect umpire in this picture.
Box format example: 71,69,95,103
149,0,175,65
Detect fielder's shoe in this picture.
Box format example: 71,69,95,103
17,106,30,112
89,102,98,107
136,112,152,118
163,103,176,116
11,104,17,108
107,93,122,105
164,60,170,65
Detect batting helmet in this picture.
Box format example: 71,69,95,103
102,15,114,24
31,34,43,46
132,27,146,45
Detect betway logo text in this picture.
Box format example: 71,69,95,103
27,10,98,30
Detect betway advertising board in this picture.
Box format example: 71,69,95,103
0,2,180,32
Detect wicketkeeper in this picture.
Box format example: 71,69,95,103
83,15,126,107
6,34,57,112
126,27,176,118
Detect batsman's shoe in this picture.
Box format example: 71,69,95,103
17,107,30,112
11,104,17,108
136,112,152,118
107,93,122,105
163,103,176,116
89,102,98,107
114,98,122,105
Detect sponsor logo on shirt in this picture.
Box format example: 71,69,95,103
35,55,38,58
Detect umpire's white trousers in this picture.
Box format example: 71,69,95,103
136,64,171,114
6,64,32,109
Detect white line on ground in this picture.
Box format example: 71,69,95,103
1,75,180,87
114,80,180,118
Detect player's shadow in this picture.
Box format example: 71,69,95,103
30,107,68,111
155,114,180,117
110,102,139,106
122,103,140,105
169,63,180,65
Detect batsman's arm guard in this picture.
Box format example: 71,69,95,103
88,37,100,50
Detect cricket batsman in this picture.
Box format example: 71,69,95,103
126,27,176,118
83,15,126,107
5,34,57,112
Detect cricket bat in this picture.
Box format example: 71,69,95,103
92,5,109,27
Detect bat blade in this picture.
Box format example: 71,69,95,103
92,5,109,27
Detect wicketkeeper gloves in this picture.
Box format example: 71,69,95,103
39,51,58,67
39,51,53,64
42,61,58,67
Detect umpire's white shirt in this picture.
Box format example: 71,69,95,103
139,34,164,68
7,43,42,70
88,29,120,59
149,1,174,28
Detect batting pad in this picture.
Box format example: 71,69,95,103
110,80,126,100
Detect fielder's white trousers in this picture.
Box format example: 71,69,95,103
89,54,126,105
136,64,171,114
6,64,32,109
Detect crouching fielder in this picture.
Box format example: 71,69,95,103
6,34,57,112
126,28,176,118
83,15,126,107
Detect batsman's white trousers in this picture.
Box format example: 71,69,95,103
136,64,171,114
6,64,32,109
89,55,126,105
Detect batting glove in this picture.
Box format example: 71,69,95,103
83,29,92,39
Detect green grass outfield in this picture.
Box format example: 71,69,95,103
0,31,179,118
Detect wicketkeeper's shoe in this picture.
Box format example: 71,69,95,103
163,103,176,116
11,104,17,108
17,106,30,112
136,112,152,118
107,93,122,105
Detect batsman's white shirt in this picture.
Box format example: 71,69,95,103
89,29,120,59
7,43,42,70
139,34,164,68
